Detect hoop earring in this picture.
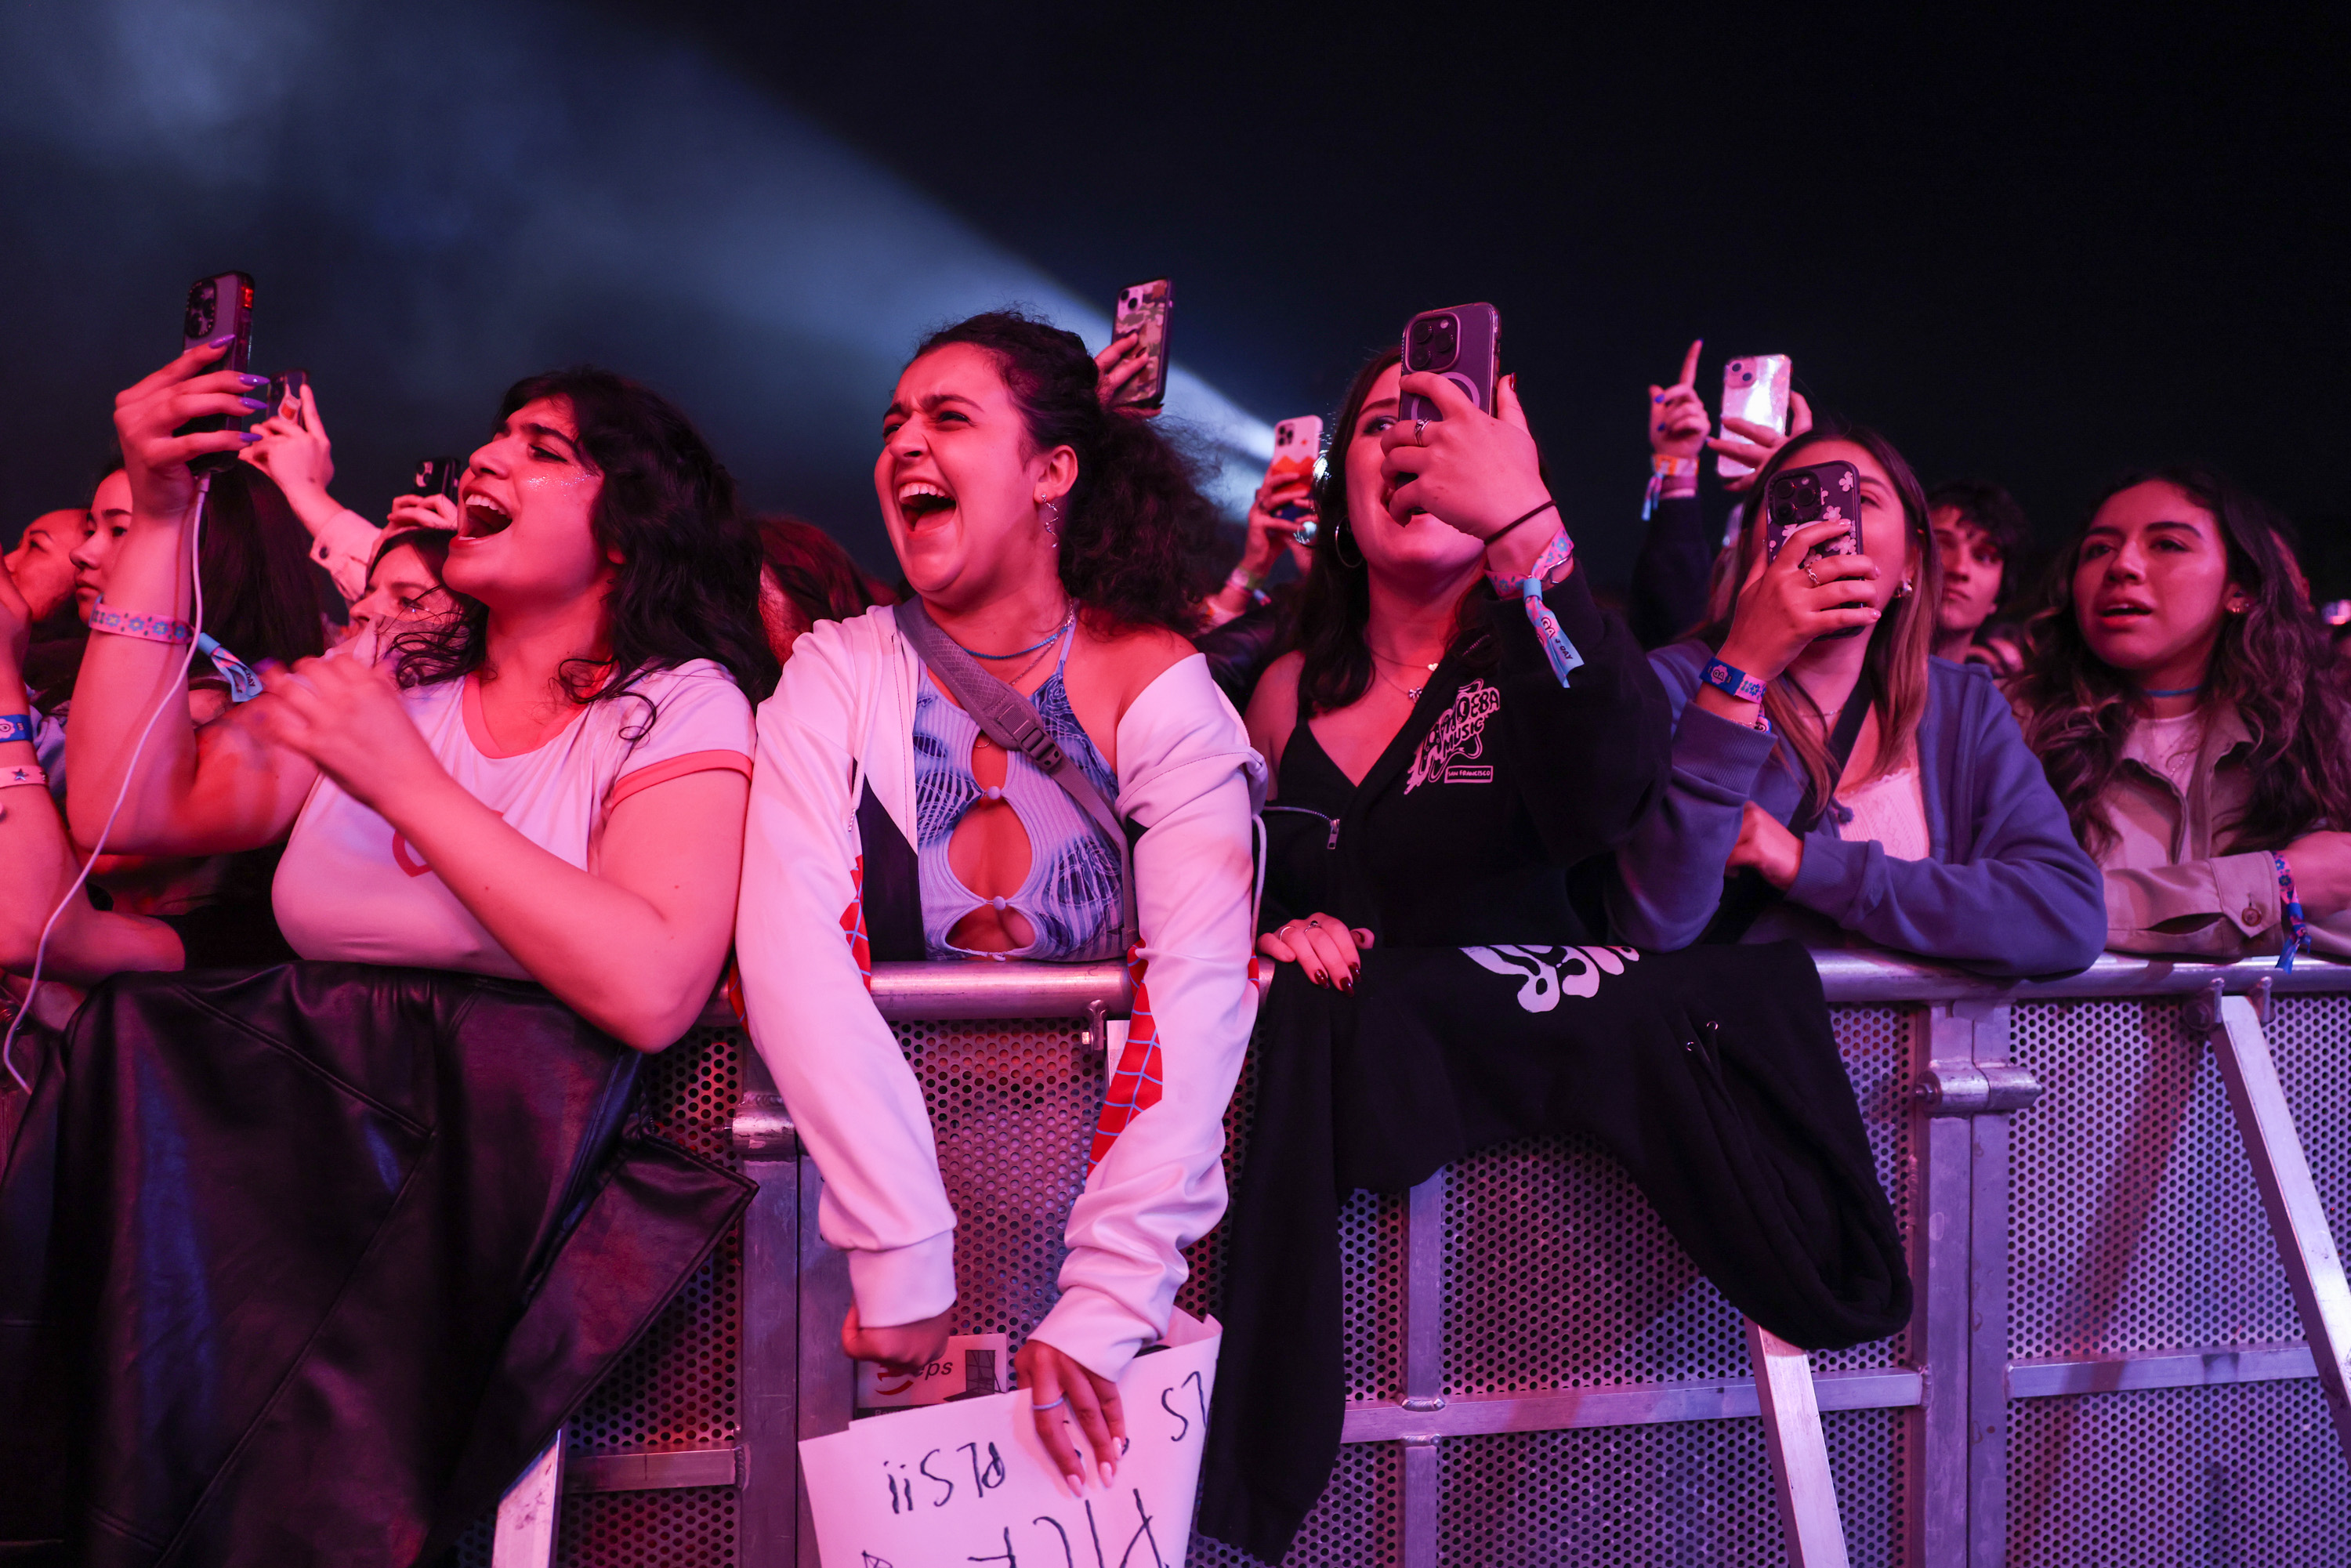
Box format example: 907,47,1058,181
1331,521,1364,570
1896,577,1914,599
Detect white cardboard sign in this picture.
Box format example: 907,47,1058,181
799,1312,1220,1568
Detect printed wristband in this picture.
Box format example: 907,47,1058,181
196,632,265,704
1701,657,1768,705
1488,530,1583,687
0,713,31,745
2273,850,2309,972
89,599,194,646
2,762,47,791
1643,453,1700,520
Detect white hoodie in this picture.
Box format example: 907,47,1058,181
736,605,1266,1379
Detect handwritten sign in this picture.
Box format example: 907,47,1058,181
799,1312,1219,1567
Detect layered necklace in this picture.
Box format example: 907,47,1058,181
951,606,1074,688
1370,646,1442,701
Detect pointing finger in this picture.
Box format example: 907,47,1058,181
1677,338,1703,389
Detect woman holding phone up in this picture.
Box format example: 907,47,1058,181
734,311,1262,1497
1607,422,2103,972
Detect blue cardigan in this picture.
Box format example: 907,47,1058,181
1607,642,2105,977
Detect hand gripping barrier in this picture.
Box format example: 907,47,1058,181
470,951,2351,1567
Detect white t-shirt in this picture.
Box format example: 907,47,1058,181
273,659,754,977
1838,766,1931,862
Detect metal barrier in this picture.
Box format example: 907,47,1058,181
468,951,2351,1567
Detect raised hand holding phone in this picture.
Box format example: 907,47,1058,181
1104,279,1172,415
1380,371,1556,567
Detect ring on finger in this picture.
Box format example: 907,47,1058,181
1802,563,1821,588
1033,1394,1069,1411
1414,418,1429,440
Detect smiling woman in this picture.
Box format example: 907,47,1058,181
2011,465,2351,959
734,310,1264,1498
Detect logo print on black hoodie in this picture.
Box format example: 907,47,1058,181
1404,679,1502,792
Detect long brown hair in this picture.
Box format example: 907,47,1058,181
2011,465,2351,855
1291,346,1498,716
1697,421,1941,806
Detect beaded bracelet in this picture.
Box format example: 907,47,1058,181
2273,851,2309,972
0,713,31,746
1487,528,1583,686
89,599,194,645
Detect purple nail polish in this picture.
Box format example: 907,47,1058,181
239,430,264,442
240,397,268,411
240,374,269,387
208,333,235,348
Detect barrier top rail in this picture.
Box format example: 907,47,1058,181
703,952,2351,1033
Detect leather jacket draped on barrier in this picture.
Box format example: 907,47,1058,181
0,962,753,1568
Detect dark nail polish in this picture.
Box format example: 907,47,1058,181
239,430,264,442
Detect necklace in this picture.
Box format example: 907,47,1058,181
1369,647,1441,701
2143,683,2206,699
951,608,1074,662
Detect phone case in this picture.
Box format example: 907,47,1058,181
411,456,465,502
1764,459,1868,639
1110,279,1172,410
1717,354,1791,481
1267,415,1321,525
1399,303,1500,424
179,272,255,473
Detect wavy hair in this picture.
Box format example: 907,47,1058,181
2011,465,2351,855
908,312,1220,633
1696,420,1942,806
393,367,777,707
1289,346,1503,716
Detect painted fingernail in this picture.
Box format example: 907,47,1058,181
240,374,269,387
207,333,235,348
1652,393,1664,404
240,397,268,411
238,430,264,442
1099,1461,1116,1487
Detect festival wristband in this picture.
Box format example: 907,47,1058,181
0,713,31,745
1700,657,1767,705
2,762,47,790
196,632,265,703
1487,530,1583,686
2273,851,2309,972
1643,453,1701,520
89,599,194,646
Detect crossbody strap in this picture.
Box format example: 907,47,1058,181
1701,672,1874,945
893,599,1139,953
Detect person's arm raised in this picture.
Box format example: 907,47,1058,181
66,344,317,856
252,654,745,1049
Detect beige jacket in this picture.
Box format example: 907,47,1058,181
2092,702,2351,959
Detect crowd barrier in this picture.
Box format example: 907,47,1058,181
459,950,2351,1567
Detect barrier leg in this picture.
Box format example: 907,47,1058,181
2207,987,2351,1460
1397,1169,1447,1568
735,1049,802,1568
491,1430,564,1568
1748,1320,1853,1568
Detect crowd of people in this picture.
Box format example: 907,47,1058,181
3,303,2348,1563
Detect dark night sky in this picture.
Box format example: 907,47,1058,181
5,2,2346,595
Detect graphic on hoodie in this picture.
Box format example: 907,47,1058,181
1461,943,1640,1012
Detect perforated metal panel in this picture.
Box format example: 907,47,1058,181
1186,1442,1403,1568
1427,1407,1906,1568
2006,995,2351,1360
2005,1380,2351,1566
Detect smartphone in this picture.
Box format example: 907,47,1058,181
410,455,465,503
1400,304,1501,428
266,367,308,420
1765,458,1867,639
1716,354,1791,482
1266,415,1322,539
179,270,255,473
1110,279,1172,411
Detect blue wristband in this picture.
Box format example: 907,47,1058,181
0,712,30,745
1701,657,1767,704
195,633,265,704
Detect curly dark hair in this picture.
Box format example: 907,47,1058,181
1926,476,2035,606
908,311,1220,633
393,367,777,707
1290,346,1502,717
2012,465,2351,856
